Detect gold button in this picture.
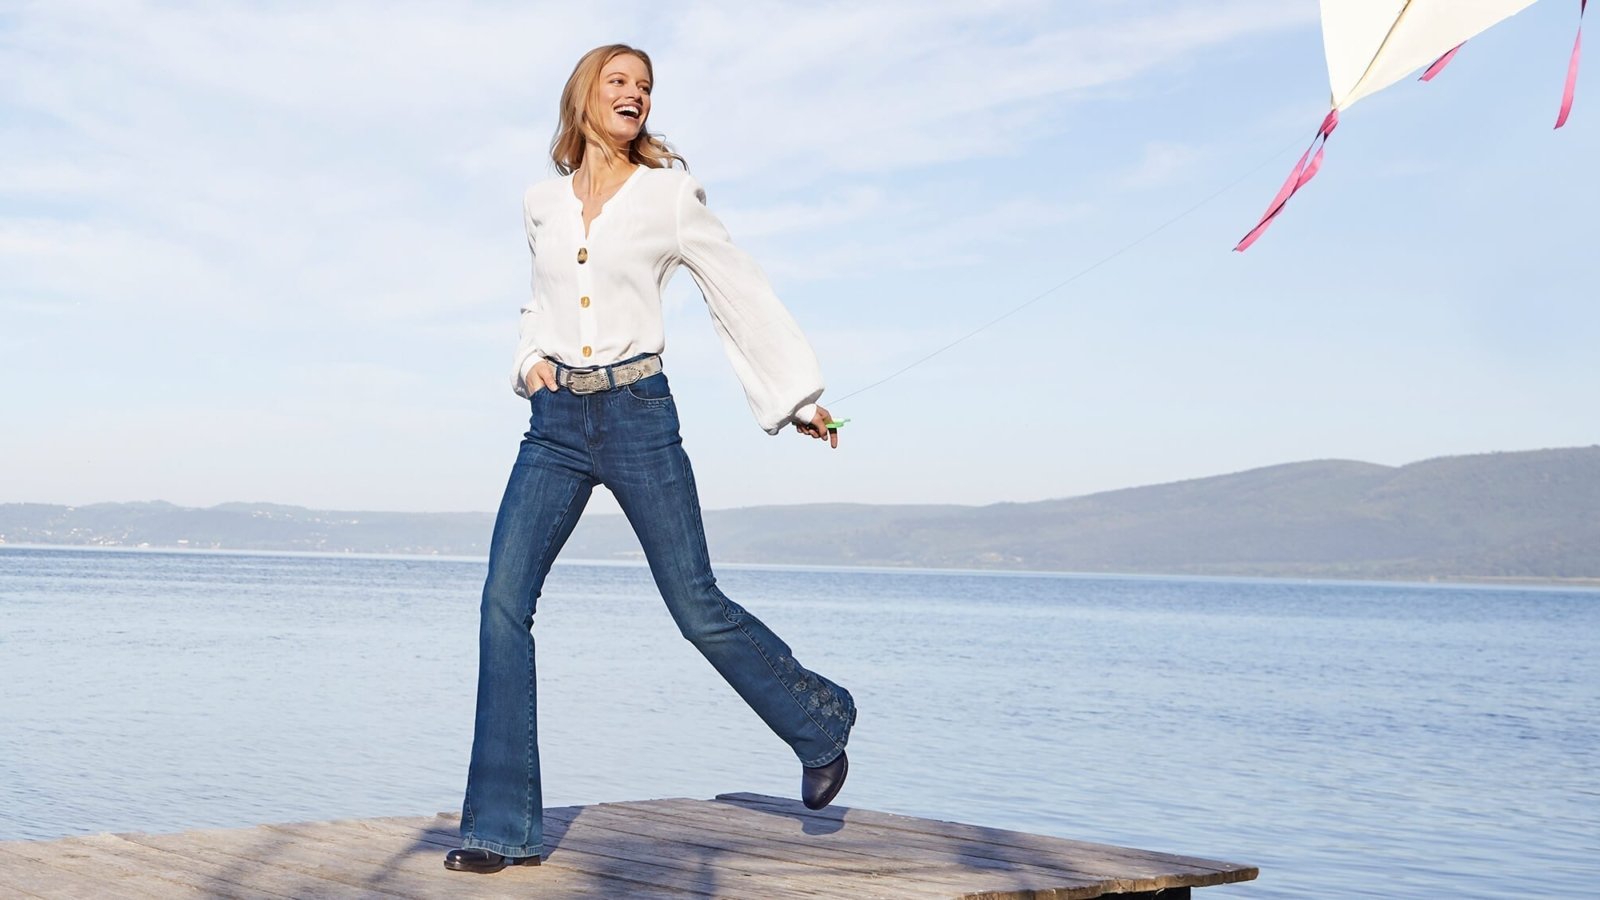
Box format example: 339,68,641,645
581,345,592,357
577,247,588,264
580,296,591,308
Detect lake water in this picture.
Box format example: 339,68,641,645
1,545,1595,897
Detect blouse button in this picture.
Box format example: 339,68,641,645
581,345,592,357
577,247,588,264
580,295,591,308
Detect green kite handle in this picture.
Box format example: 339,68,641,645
825,418,851,431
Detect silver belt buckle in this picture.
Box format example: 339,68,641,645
565,368,609,394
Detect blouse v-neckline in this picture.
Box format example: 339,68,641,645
571,164,646,239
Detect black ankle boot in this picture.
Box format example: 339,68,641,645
801,750,849,810
444,848,540,873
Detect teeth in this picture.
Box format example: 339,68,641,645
617,106,639,117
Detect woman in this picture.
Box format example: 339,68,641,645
445,44,858,874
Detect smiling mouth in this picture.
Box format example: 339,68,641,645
615,105,641,119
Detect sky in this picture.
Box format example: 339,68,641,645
3,0,1597,516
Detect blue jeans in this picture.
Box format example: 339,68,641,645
458,357,856,858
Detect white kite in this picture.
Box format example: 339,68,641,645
1236,0,1587,251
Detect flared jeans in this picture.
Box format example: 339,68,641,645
458,359,856,858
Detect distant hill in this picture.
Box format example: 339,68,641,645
0,500,494,557
4,446,1598,581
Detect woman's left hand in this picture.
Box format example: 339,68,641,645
796,405,840,449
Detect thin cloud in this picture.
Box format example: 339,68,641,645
754,195,1094,281
660,0,1318,181
1119,141,1201,189
716,186,889,240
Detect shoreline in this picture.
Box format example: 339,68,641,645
5,541,1598,592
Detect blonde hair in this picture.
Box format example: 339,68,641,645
550,44,686,175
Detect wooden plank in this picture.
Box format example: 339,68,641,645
251,819,548,900
571,801,1102,900
128,818,636,900
546,807,915,900
697,797,1221,886
532,811,843,900
698,795,1225,896
345,810,720,890
718,793,1257,889
0,845,128,900
551,804,943,900
589,799,1113,900
41,834,299,900
0,834,218,899
117,824,427,899
599,798,1053,882
351,810,838,900
719,792,1245,871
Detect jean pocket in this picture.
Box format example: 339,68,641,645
525,385,552,431
623,372,673,406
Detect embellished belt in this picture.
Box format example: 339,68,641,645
555,354,663,395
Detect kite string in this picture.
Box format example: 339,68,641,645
829,131,1310,407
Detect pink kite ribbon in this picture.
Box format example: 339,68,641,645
1555,0,1587,128
1420,42,1466,82
1234,108,1339,252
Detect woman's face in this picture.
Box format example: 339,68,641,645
591,53,652,148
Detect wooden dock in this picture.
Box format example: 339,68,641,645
0,792,1257,899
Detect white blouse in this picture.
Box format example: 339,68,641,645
512,164,823,435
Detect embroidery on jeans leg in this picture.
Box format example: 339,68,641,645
806,684,849,724
782,656,815,695
779,654,849,728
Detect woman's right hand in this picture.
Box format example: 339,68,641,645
795,404,840,449
525,360,559,394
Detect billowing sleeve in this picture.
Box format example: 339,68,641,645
674,174,825,434
510,191,544,399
